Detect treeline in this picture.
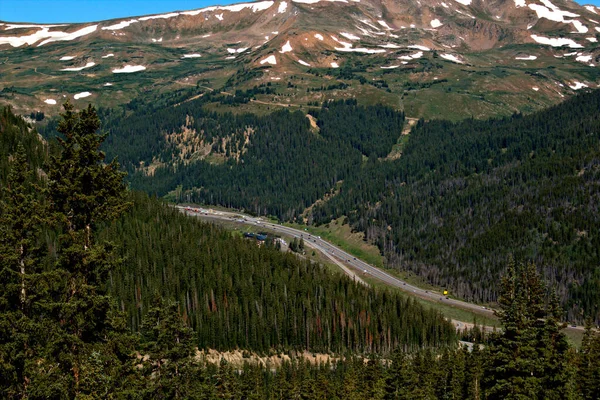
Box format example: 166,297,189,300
101,191,455,353
312,89,600,323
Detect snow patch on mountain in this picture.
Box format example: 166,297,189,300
60,62,96,71
102,19,138,30
530,34,583,48
74,91,92,99
139,13,180,21
399,51,423,60
281,40,293,52
44,99,57,105
182,54,202,58
569,81,588,89
102,54,114,58
576,54,592,62
297,59,311,66
59,56,75,61
431,19,443,28
340,32,360,40
279,1,288,13
260,55,277,64
440,53,463,63
377,20,392,30
112,65,146,73
515,55,537,60
314,33,324,40
379,43,401,48
0,25,98,47
330,62,339,68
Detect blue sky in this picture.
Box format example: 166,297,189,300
0,0,241,23
1,0,599,23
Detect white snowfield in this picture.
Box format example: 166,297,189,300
380,65,400,69
530,34,583,48
585,5,597,14
74,91,92,99
330,62,339,68
225,56,236,59
102,54,114,58
359,19,381,31
515,55,537,60
340,32,360,40
440,53,464,63
182,54,202,58
331,35,384,53
454,0,471,5
532,86,539,91
280,40,293,53
399,51,423,60
139,12,180,21
430,19,443,28
102,19,138,30
4,24,66,30
60,62,96,71
569,81,588,90
183,0,274,15
44,99,57,105
314,33,324,40
215,14,224,20
112,65,146,73
59,56,75,61
576,54,592,62
260,55,277,64
409,45,431,51
586,37,598,42
377,20,392,30
278,1,288,13
151,38,163,42
0,25,97,47
441,2,449,8
227,47,248,53
528,0,588,33
297,59,311,66
336,46,385,53
379,43,401,48
104,83,113,86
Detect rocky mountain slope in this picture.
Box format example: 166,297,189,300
1,0,600,119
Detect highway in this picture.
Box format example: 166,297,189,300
177,205,586,334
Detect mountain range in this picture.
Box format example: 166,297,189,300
1,0,600,119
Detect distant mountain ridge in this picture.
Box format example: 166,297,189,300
1,0,600,118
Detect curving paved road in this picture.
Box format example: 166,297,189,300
176,205,585,334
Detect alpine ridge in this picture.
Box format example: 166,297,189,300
1,0,600,119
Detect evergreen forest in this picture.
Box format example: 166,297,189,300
39,89,600,323
5,94,600,398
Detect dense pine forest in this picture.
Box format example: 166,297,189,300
38,88,600,323
101,192,454,353
312,90,600,323
3,103,600,398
